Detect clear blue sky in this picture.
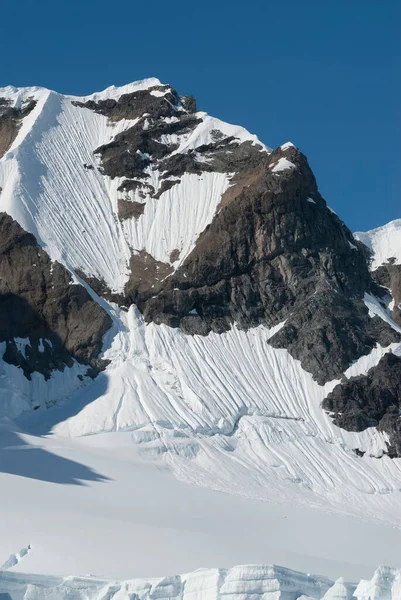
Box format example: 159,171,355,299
1,0,399,231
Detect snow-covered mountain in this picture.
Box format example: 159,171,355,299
0,79,400,597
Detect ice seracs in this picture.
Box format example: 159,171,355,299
0,564,400,600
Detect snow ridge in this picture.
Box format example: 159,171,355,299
355,219,401,269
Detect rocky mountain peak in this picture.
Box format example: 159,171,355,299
0,79,399,457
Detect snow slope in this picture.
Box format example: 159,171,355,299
354,219,401,269
1,418,401,585
16,304,401,529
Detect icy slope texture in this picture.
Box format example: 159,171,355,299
38,306,401,525
0,564,400,600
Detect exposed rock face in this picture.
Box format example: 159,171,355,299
323,353,401,457
124,144,399,383
126,251,173,301
73,85,181,122
0,97,36,158
117,198,145,221
372,261,401,325
0,213,112,379
269,292,397,384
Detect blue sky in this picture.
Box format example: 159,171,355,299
1,0,399,231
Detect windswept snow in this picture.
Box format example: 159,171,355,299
270,157,296,172
116,171,231,268
355,219,401,269
280,141,296,150
363,293,401,333
169,113,270,155
68,77,164,102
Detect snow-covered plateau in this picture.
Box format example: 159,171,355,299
0,79,400,599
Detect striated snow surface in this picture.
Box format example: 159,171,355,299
15,304,401,529
354,219,401,269
0,81,266,291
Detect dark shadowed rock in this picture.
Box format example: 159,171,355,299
0,98,36,158
125,251,173,303
0,213,112,379
72,85,180,121
117,198,145,220
372,262,401,325
323,352,401,457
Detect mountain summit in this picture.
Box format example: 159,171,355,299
0,81,401,581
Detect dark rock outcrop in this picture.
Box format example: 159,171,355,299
0,97,36,158
269,292,397,384
125,251,173,301
0,213,112,379
117,198,145,220
72,85,180,121
372,261,401,325
323,352,401,457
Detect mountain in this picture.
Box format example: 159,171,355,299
0,79,400,595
